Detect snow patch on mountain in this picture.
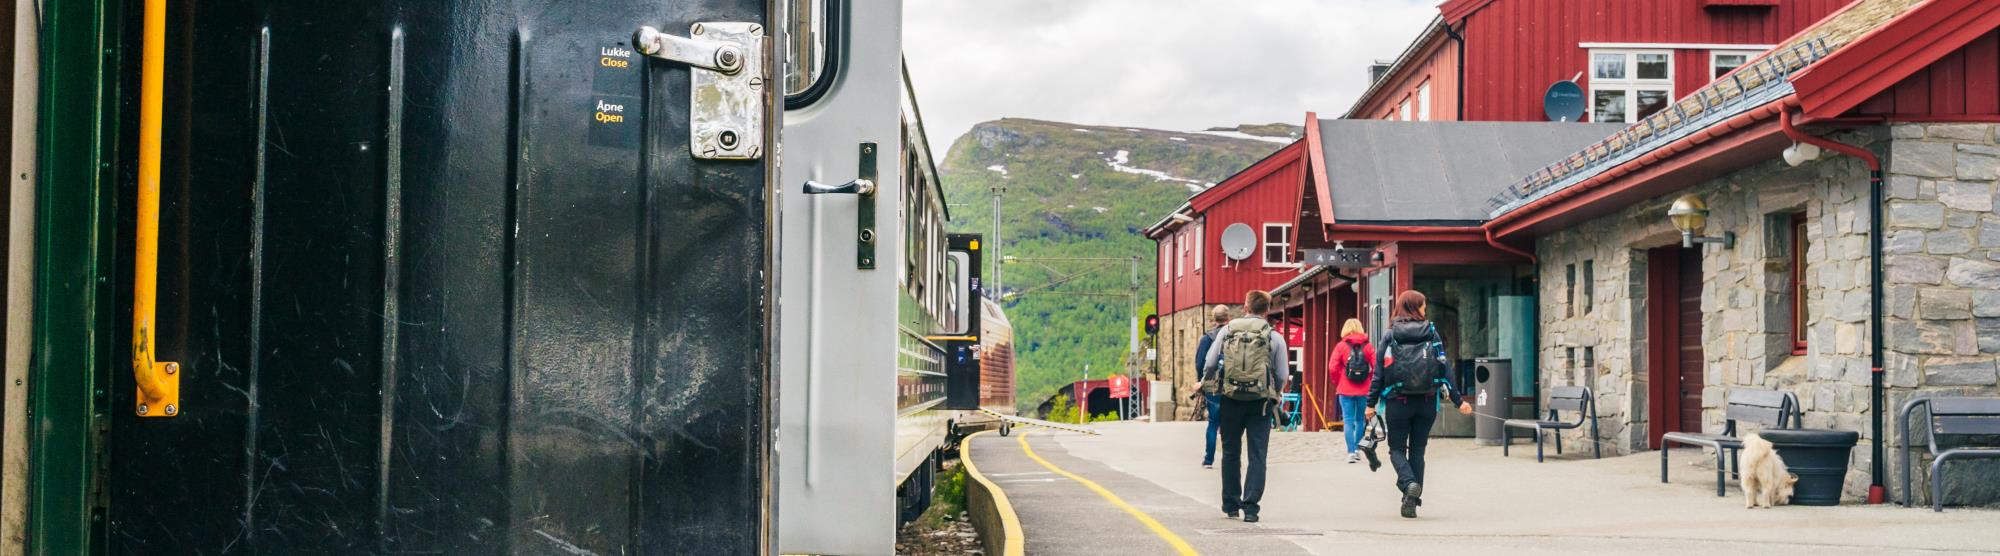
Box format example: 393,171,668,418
1195,130,1292,144
1105,149,1207,189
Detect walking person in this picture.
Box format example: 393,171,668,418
1365,291,1471,518
1202,291,1288,522
1328,318,1375,464
1195,305,1232,468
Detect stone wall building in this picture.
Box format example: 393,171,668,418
1485,0,2000,505
1536,125,2000,500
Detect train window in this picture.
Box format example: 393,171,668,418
946,252,972,334
785,0,836,107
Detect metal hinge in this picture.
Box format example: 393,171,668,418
635,23,764,160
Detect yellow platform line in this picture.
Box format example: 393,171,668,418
1016,429,1198,555
961,431,1026,556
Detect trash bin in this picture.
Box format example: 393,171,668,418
1473,358,1512,446
1757,428,1860,506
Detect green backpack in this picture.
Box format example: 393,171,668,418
1218,318,1275,401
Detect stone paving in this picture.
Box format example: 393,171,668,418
981,421,2000,555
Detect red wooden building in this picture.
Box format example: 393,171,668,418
1152,0,1857,430
1145,142,1306,420
1354,0,1850,123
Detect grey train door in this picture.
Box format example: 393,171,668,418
776,0,908,553
101,1,774,553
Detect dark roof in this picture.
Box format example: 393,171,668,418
1318,120,1624,223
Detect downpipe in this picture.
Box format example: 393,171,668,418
1781,110,1887,505
1484,226,1536,264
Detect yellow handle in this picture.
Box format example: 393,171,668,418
132,0,178,418
1302,381,1327,430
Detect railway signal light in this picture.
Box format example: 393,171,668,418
1143,315,1159,336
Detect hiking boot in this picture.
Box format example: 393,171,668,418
1243,513,1260,523
1400,482,1423,518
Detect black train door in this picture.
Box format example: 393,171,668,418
106,1,773,553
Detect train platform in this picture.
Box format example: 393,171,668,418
968,421,2000,555
965,429,1305,555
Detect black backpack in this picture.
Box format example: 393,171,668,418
1381,324,1448,396
1343,343,1369,384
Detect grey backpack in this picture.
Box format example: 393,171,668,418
1218,318,1275,401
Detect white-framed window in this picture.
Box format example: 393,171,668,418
1416,81,1433,121
1710,50,1758,80
1398,98,1413,121
1589,49,1672,123
1261,223,1294,267
1160,241,1169,284
1174,232,1186,278
1184,224,1200,272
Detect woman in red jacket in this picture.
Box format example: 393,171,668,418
1328,318,1375,464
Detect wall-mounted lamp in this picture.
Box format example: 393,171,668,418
1782,141,1822,167
1668,194,1735,249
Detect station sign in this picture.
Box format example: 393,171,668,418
1299,247,1375,268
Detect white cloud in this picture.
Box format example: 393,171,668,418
906,0,1438,150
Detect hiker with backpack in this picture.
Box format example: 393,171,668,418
1194,305,1232,469
1200,291,1288,523
1328,318,1376,464
1364,290,1471,518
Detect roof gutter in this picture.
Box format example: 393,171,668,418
1484,227,1535,263
1780,109,1889,505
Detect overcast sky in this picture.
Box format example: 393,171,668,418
905,0,1440,149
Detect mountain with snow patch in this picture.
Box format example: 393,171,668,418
939,118,1292,412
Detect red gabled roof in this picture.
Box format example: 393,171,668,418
1438,0,1497,23
1791,0,2000,119
1188,140,1305,212
1304,112,1333,226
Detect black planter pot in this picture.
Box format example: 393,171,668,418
1758,428,1861,506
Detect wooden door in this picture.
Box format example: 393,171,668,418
1675,248,1706,434
1646,247,1705,448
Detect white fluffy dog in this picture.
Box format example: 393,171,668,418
1740,433,1798,509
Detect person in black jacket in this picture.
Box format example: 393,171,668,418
1365,290,1472,518
1194,305,1232,468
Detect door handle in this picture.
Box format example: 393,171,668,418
801,143,878,269
802,178,875,196
133,0,180,417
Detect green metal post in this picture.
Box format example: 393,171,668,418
27,0,121,552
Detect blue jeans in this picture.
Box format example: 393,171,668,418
1202,394,1222,464
1339,395,1369,453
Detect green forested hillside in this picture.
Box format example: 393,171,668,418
938,119,1295,412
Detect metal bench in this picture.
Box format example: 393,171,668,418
1898,397,2000,512
1660,388,1800,497
1503,386,1599,462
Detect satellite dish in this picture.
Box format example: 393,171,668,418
1220,223,1257,261
1544,80,1586,122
